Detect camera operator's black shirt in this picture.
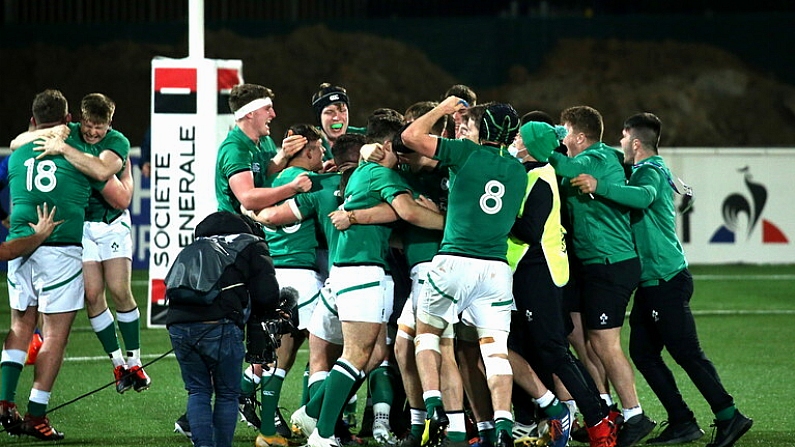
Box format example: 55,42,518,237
165,239,279,328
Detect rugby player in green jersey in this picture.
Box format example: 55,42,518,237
391,102,453,447
216,83,312,215
246,134,367,446
217,84,314,435
245,124,326,447
28,93,147,394
293,113,444,447
346,103,464,447
311,83,366,166
0,89,130,440
402,98,527,447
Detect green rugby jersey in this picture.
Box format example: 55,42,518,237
595,155,687,282
293,172,345,262
548,142,636,264
434,138,527,261
215,126,279,213
398,165,448,268
8,132,106,244
265,166,320,269
75,122,131,223
333,161,411,267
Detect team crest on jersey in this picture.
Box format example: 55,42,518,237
251,162,261,174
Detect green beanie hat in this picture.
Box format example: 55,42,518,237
519,121,567,162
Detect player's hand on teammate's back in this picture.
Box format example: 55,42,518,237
570,174,598,194
50,124,70,141
33,134,69,159
328,210,351,231
415,195,440,213
29,203,63,238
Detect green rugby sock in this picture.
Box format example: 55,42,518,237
316,361,359,438
369,364,394,407
259,369,285,435
117,309,141,352
0,361,23,402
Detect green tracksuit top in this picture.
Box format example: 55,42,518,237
548,142,636,264
595,155,687,283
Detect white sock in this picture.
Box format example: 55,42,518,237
623,405,643,421
29,388,51,405
448,411,466,433
535,390,556,408
374,402,391,423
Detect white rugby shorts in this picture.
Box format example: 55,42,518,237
275,268,322,330
330,265,386,324
8,246,84,313
417,254,513,332
82,210,133,262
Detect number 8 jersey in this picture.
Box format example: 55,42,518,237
434,138,527,261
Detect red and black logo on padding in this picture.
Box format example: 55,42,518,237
154,68,197,114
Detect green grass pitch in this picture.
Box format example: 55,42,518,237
0,264,793,446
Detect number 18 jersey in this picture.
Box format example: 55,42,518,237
7,133,105,244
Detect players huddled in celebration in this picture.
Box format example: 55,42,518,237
0,84,751,447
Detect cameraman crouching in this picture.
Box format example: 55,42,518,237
165,211,281,447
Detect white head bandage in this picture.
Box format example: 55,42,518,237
234,97,273,120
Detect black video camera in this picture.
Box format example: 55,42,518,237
245,287,298,366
